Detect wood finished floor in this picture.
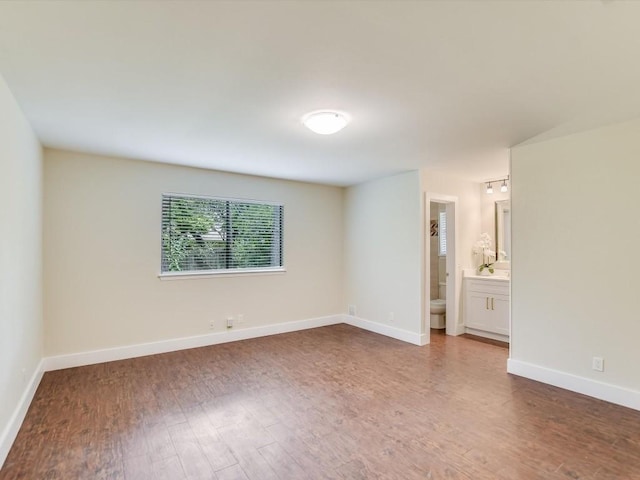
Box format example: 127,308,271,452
2,325,640,480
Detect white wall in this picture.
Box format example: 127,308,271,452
421,170,482,332
44,149,344,356
510,118,640,407
0,75,43,464
344,171,424,341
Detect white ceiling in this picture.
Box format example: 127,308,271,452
1,1,640,186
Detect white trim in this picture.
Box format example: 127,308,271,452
0,359,45,469
43,315,342,371
43,314,427,372
507,359,640,412
343,315,427,346
42,313,431,372
425,193,463,337
158,267,286,280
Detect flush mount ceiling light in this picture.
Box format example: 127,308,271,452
302,110,349,135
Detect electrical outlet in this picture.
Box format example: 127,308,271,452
237,314,244,324
226,317,234,329
592,356,604,372
209,320,215,329
348,305,356,316
21,368,27,384
388,312,395,322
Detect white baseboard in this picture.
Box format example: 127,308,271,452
0,359,45,469
43,315,343,371
343,315,427,346
507,359,640,412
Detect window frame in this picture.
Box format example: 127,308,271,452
158,193,285,279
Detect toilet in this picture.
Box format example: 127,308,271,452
430,282,447,329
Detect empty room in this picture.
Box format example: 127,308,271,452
1,1,640,479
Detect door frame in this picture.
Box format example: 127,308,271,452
425,192,464,337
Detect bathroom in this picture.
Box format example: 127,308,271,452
429,202,448,330
428,178,511,335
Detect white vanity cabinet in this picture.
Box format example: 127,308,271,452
464,277,510,341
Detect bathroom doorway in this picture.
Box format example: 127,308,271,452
425,193,460,338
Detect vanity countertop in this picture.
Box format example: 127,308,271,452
464,273,510,282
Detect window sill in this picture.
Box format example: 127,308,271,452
158,267,286,280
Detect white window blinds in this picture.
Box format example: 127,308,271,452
438,210,447,256
161,194,283,273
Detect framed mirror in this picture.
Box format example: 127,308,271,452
495,199,511,263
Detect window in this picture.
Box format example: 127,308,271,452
438,210,447,256
161,194,283,275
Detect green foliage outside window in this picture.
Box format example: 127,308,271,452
161,195,283,273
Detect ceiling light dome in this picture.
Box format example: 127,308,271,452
302,110,349,135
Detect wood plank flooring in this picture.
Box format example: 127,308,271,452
2,324,640,479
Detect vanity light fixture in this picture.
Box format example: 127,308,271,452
302,110,349,135
485,175,509,194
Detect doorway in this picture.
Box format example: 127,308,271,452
425,193,461,339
